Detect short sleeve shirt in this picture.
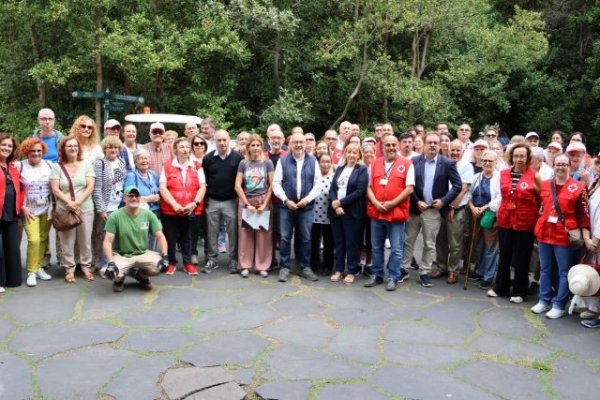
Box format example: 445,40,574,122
20,160,53,216
50,161,96,213
237,159,274,197
105,208,162,257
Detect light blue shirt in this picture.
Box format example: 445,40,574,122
423,155,437,205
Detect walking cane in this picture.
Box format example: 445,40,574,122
463,213,480,290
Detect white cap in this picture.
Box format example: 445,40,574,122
565,142,587,154
525,132,539,140
546,141,562,151
149,122,165,132
104,119,121,130
473,139,489,149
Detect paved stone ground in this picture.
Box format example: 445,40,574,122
1,237,600,399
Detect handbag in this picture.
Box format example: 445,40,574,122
550,180,584,248
479,209,496,229
51,163,83,232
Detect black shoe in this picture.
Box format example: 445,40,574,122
385,279,397,291
113,279,125,292
363,266,373,276
398,268,410,283
138,279,152,291
228,260,238,274
468,273,483,282
528,281,540,296
409,258,420,270
364,275,384,288
479,280,493,290
419,274,433,288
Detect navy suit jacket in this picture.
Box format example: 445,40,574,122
328,164,369,220
410,155,462,216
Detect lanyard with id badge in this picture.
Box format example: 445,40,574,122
380,160,397,186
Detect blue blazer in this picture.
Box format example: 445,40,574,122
410,155,462,216
328,164,369,220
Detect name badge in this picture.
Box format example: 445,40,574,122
380,179,388,186
548,215,558,224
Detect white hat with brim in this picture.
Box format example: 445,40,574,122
568,264,600,297
546,142,562,151
566,142,587,154
473,139,489,149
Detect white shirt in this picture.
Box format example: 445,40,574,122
589,187,600,240
336,166,354,200
20,160,53,216
273,154,322,203
160,158,206,184
454,160,474,207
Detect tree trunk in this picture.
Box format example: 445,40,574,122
29,24,46,107
94,16,103,127
273,30,281,96
331,44,368,129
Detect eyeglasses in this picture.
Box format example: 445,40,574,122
39,117,54,121
459,128,471,132
306,138,315,141
555,163,569,167
193,142,206,147
80,124,94,130
106,145,120,149
65,145,79,149
126,193,140,198
485,134,497,138
29,149,43,153
482,159,495,163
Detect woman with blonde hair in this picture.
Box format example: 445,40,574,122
234,134,274,277
71,115,103,162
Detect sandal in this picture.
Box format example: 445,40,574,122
330,272,342,282
83,271,95,281
65,273,76,283
343,274,355,285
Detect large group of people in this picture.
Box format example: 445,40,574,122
1,109,600,330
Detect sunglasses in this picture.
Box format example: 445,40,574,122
151,130,164,135
29,149,43,153
80,124,94,130
193,142,206,147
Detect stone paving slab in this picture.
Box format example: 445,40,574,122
325,305,423,326
0,352,32,399
152,287,239,310
233,284,296,305
263,344,370,380
160,365,233,399
38,347,136,399
0,287,81,324
262,316,339,348
540,313,594,336
384,320,466,345
272,295,327,315
81,287,146,319
552,357,600,400
122,330,201,352
9,320,126,360
118,308,192,329
181,331,270,367
185,381,246,400
544,333,600,359
316,384,391,400
256,380,312,400
310,288,395,310
371,365,499,400
471,332,554,360
326,326,380,364
0,319,15,341
478,307,540,338
384,342,472,366
192,306,279,333
452,360,551,399
104,355,173,400
421,298,494,336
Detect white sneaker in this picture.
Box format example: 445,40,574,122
26,273,37,287
546,307,566,319
260,271,268,278
191,254,198,265
36,269,52,281
580,310,597,319
531,301,551,314
240,269,249,278
487,289,499,297
0,286,5,293
509,296,524,304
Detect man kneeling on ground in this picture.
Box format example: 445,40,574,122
101,186,169,292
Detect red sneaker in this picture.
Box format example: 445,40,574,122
184,264,199,276
165,264,176,275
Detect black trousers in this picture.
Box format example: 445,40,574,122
191,213,207,258
494,228,534,297
0,220,23,287
310,223,334,273
161,215,192,266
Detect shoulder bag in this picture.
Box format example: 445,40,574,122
550,180,584,248
51,163,82,231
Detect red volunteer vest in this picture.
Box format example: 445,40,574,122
0,162,24,218
160,160,205,216
496,168,539,231
367,157,412,222
535,178,586,246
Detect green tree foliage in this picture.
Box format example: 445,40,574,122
0,0,596,148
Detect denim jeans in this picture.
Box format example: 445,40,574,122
371,219,406,281
538,242,574,310
279,206,313,269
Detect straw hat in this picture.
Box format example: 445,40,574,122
568,264,600,297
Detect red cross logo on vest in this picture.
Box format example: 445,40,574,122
397,165,406,174
568,184,578,193
520,182,528,189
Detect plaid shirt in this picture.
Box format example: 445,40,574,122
142,142,173,177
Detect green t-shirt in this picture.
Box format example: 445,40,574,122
104,208,162,257
49,161,96,213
